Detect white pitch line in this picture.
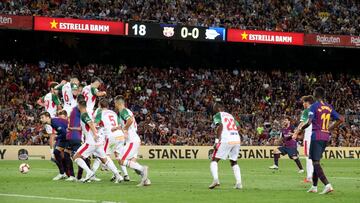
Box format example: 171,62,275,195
0,193,100,203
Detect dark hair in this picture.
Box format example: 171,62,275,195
49,82,59,90
78,100,87,108
77,94,85,102
114,95,125,103
99,98,109,108
80,82,87,88
314,87,325,99
301,95,314,104
39,111,51,118
57,110,67,117
91,77,103,84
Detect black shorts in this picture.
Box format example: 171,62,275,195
67,140,82,154
278,146,298,158
309,140,327,161
55,139,69,149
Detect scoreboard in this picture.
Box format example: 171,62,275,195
125,22,226,42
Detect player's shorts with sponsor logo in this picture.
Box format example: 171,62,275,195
118,142,140,161
309,140,327,161
278,146,299,158
212,142,240,161
76,143,107,159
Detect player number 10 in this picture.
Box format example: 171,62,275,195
132,24,146,36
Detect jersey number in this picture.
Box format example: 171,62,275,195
321,113,331,131
83,92,89,102
109,115,116,126
224,118,238,131
64,92,69,102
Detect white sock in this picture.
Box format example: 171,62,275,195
92,158,101,172
121,165,129,176
232,164,242,184
105,159,121,178
123,160,144,172
210,161,219,181
75,158,92,175
306,157,313,180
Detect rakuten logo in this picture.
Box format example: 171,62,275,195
316,35,340,44
350,36,360,46
0,16,13,24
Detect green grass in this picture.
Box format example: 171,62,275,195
0,159,359,203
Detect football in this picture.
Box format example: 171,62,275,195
19,163,30,174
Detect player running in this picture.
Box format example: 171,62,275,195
209,102,243,190
72,100,123,183
269,116,304,173
112,95,150,186
40,110,72,181
81,77,106,117
294,95,314,183
296,87,344,194
55,77,80,116
93,99,130,181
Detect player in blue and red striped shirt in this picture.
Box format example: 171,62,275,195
297,87,344,194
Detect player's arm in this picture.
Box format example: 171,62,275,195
54,80,66,90
213,113,222,147
329,109,345,131
52,94,62,110
91,87,106,97
37,97,45,107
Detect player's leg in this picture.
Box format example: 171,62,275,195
269,147,283,169
64,148,76,181
229,144,242,189
73,144,95,182
113,141,130,181
312,141,333,194
118,142,149,186
289,149,304,173
52,145,67,180
304,139,313,182
209,143,229,189
97,148,123,183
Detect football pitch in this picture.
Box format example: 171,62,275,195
0,159,359,203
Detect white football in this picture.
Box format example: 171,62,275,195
19,163,30,174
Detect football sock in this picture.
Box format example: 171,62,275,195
121,165,129,176
53,149,65,174
294,158,303,170
64,152,74,177
274,154,280,166
75,158,92,175
210,161,219,181
313,162,329,185
92,158,101,172
123,160,144,172
232,164,242,184
105,159,121,178
312,170,318,186
306,157,313,179
77,158,91,179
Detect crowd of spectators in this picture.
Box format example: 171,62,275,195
0,60,359,147
0,0,359,35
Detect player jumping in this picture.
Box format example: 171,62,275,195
113,95,150,186
81,77,106,117
54,77,80,116
295,87,344,194
209,102,243,190
269,116,304,173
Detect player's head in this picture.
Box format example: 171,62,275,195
301,95,314,109
114,95,125,111
77,94,85,103
314,87,325,100
282,116,291,127
91,77,103,88
78,100,87,112
99,98,109,109
212,102,223,113
39,111,51,124
69,76,79,86
71,83,80,96
79,82,86,92
57,110,67,119
49,82,59,94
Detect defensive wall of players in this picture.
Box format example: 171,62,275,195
1,146,360,160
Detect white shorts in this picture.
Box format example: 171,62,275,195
77,143,107,159
45,124,55,134
118,142,140,161
104,137,125,155
212,143,240,161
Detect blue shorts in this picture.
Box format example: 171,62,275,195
55,139,69,149
309,140,327,161
67,140,82,154
278,146,298,159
